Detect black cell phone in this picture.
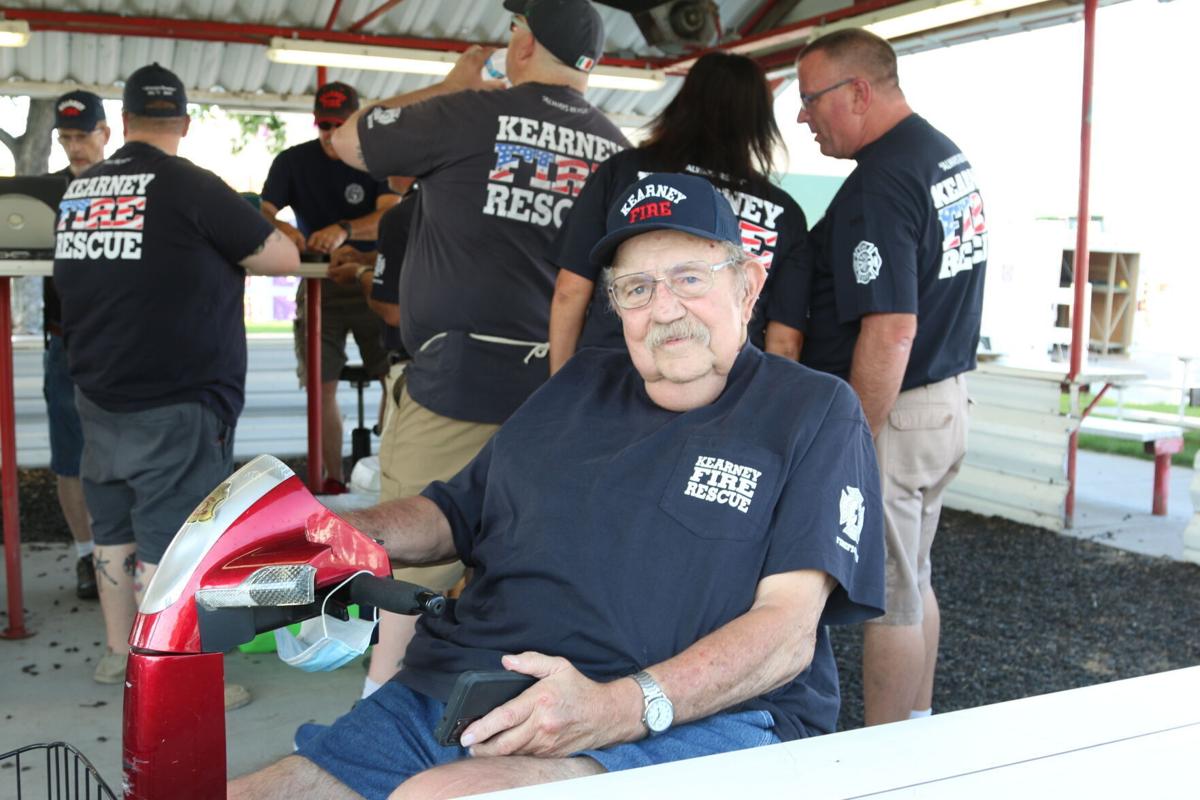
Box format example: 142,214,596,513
433,670,537,747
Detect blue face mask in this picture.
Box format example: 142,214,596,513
275,571,377,673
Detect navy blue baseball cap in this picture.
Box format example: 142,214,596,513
589,172,741,266
123,63,188,117
503,0,604,72
55,91,106,132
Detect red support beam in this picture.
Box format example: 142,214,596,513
1065,0,1099,528
1,276,31,640
349,0,406,33
4,8,669,69
740,0,786,37
305,279,323,493
323,0,345,31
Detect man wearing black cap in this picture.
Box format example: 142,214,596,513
326,0,629,677
230,172,883,798
53,63,300,705
44,89,110,600
261,80,397,494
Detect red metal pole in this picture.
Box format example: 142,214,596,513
1,276,31,639
349,0,406,33
306,277,323,493
1065,0,1098,528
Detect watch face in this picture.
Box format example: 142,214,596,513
645,697,673,732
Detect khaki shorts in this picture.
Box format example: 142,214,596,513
870,374,969,626
294,279,389,385
378,378,500,591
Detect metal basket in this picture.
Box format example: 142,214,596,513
0,743,116,800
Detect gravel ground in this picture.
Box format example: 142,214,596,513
5,464,1198,732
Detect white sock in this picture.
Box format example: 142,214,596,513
76,541,94,559
909,708,932,719
362,677,383,699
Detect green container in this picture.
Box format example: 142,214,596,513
238,604,363,654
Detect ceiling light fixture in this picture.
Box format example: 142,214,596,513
817,0,1047,41
265,37,666,92
0,19,32,48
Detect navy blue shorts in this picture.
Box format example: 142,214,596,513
43,335,84,477
297,679,779,800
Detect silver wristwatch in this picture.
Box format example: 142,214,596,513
633,670,674,735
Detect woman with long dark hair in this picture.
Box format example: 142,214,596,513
548,51,809,372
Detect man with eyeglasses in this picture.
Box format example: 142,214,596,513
230,171,883,799
768,28,987,726
323,0,628,690
260,81,398,494
43,90,110,601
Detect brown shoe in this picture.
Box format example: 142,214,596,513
224,683,252,711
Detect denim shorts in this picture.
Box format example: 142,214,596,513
43,334,84,477
297,679,779,800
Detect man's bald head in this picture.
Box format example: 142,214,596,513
800,29,900,94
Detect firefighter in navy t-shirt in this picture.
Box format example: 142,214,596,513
260,81,398,494
44,89,110,600
229,172,883,800
769,29,987,726
53,63,300,705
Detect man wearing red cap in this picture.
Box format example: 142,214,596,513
261,81,398,494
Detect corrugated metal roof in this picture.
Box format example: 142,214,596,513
0,1,764,122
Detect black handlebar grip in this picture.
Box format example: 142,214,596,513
347,574,446,616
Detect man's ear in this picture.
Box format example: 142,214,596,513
851,76,874,115
742,257,767,322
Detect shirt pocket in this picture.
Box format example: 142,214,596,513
658,435,781,542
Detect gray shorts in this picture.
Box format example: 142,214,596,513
294,279,389,385
76,391,234,564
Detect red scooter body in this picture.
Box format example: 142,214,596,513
122,456,390,799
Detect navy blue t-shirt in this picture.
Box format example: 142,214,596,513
552,150,809,354
53,141,274,427
356,83,628,423
42,166,74,337
403,346,885,741
773,115,986,389
371,193,418,358
260,138,390,244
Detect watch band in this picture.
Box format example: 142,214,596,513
355,264,373,282
633,670,673,734
337,220,353,238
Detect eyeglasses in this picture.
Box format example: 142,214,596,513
608,258,734,310
510,15,528,32
317,120,344,131
799,77,856,110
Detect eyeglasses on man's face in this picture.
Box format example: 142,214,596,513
798,77,856,110
608,258,735,310
510,15,528,32
317,121,343,132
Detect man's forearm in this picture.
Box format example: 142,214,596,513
548,271,594,374
339,496,457,566
849,313,916,436
644,571,832,727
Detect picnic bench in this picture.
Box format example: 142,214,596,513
1077,416,1184,515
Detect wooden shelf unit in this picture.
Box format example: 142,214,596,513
1062,248,1140,354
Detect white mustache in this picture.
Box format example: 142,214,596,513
647,316,711,350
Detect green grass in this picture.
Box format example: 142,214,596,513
246,322,292,334
1061,392,1199,467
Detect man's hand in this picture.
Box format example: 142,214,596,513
273,220,306,253
462,652,643,758
441,45,507,94
307,223,350,254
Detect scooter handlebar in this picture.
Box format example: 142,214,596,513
347,574,446,617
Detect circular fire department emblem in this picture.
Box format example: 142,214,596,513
345,183,366,205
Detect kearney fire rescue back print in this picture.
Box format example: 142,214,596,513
56,172,153,260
